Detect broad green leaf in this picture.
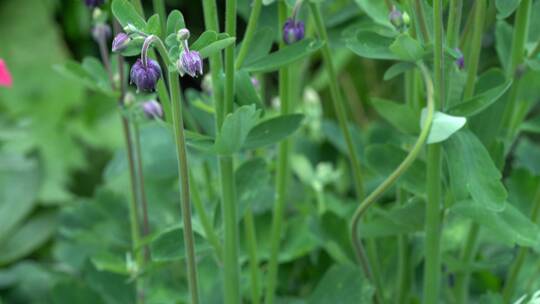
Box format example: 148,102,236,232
360,198,425,237
0,155,40,242
0,211,58,265
311,211,355,264
346,30,398,60
444,130,507,211
452,200,539,248
243,114,304,149
514,138,540,176
198,37,236,59
421,109,467,144
150,226,212,262
496,0,521,19
215,105,261,155
244,39,324,73
235,70,263,108
521,115,540,133
354,0,393,28
307,264,374,304
145,14,161,37
448,80,512,116
238,27,275,68
52,280,105,304
190,31,218,52
236,158,274,216
111,0,146,30
389,34,424,61
90,252,128,275
166,10,185,37
365,144,426,196
371,98,420,135
383,62,415,80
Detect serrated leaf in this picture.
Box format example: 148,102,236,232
243,114,304,150
111,0,146,30
215,105,261,155
421,109,466,144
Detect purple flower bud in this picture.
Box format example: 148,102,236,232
455,48,465,70
91,24,111,43
84,0,104,8
283,19,305,45
178,50,203,78
142,100,163,119
389,6,408,30
130,58,162,92
112,33,131,52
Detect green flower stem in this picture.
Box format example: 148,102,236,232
446,0,462,48
414,0,430,43
222,0,241,303
169,70,200,304
151,0,166,38
396,188,410,304
423,2,444,303
349,63,434,304
245,208,261,304
503,186,540,302
265,3,291,304
235,0,262,69
462,0,485,99
189,170,223,261
133,123,151,256
452,2,485,303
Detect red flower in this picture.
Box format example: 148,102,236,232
0,59,13,87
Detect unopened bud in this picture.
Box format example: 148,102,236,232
177,29,190,41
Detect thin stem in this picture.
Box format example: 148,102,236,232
454,223,479,304
265,3,291,304
235,0,263,69
462,0,485,99
423,2,444,303
169,71,200,304
395,189,410,304
414,0,430,43
245,208,261,304
189,170,223,261
349,64,434,304
133,122,151,259
503,186,540,302
151,0,167,38
222,0,241,303
446,0,463,48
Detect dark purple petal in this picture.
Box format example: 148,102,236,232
130,58,162,92
178,50,203,78
142,100,163,119
283,18,305,45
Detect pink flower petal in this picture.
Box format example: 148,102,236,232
0,59,13,88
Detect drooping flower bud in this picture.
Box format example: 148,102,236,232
130,58,162,92
142,100,163,119
389,6,409,31
177,29,190,41
454,48,465,70
91,23,111,43
112,33,131,52
177,50,203,78
283,19,305,45
84,0,104,8
0,59,13,88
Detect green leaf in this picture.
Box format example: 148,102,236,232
145,14,161,37
243,114,304,150
198,36,236,59
365,144,426,196
0,211,58,265
444,130,507,211
354,0,393,28
452,200,540,248
448,80,512,116
244,39,324,73
238,27,275,68
496,0,521,19
346,30,398,60
150,226,212,262
360,198,425,237
236,158,274,216
190,31,218,51
111,0,146,30
371,98,420,134
389,34,424,61
514,137,540,176
521,115,540,133
383,62,416,80
215,105,261,155
495,20,512,72
166,10,185,37
235,70,263,108
307,264,374,304
421,109,467,144
0,155,40,242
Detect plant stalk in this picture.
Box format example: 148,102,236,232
245,208,261,304
235,0,263,69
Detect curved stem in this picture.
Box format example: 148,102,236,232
350,63,435,304
235,0,263,69
265,3,291,304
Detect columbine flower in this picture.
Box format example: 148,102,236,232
130,58,162,92
91,23,111,43
455,48,465,70
112,33,131,52
0,59,13,87
389,6,410,31
142,100,163,119
84,0,104,8
283,19,305,45
176,29,203,78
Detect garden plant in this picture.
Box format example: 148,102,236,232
1,0,540,303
